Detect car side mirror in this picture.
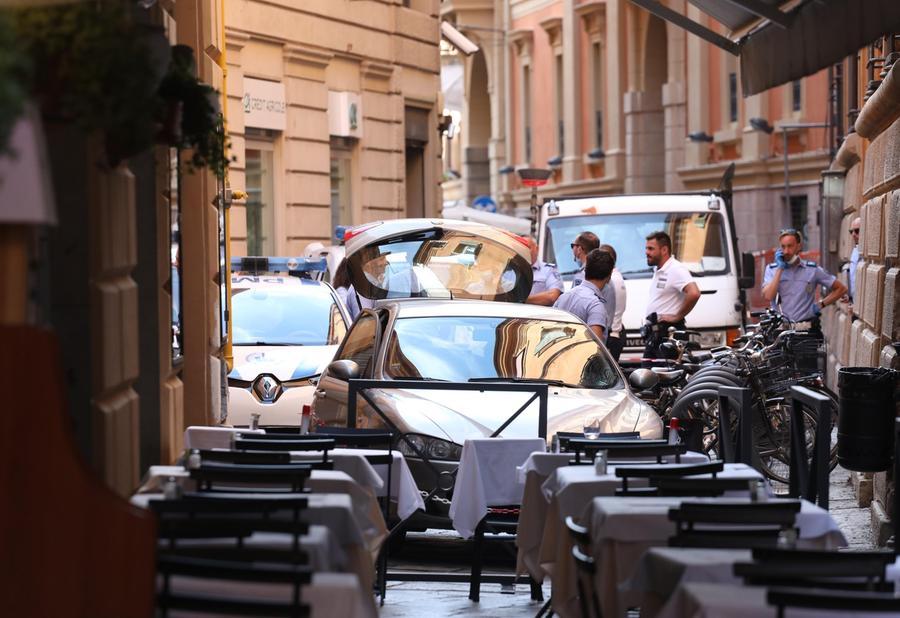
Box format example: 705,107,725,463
628,368,659,391
327,359,360,381
739,252,755,289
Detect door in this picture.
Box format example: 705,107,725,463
313,311,379,427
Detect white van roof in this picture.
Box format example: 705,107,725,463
545,193,722,216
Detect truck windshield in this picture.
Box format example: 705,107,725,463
544,212,729,279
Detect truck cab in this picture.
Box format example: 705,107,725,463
538,192,755,366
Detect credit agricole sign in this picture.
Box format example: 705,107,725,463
243,78,287,131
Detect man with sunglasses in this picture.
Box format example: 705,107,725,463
848,217,861,304
762,228,846,329
572,231,615,336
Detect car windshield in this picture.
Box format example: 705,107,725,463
545,211,729,279
231,285,346,345
384,316,620,389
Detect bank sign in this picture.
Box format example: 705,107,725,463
243,78,286,131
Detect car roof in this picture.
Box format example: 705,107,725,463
547,193,720,215
384,298,584,322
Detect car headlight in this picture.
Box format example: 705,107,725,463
696,330,726,348
284,374,319,388
396,433,462,462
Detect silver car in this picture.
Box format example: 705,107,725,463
310,219,661,518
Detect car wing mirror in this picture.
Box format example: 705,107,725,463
327,359,360,381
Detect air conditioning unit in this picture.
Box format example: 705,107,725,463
328,91,363,139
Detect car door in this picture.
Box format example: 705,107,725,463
312,310,380,427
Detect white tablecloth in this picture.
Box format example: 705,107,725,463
586,496,846,618
657,582,892,618
183,426,263,450
516,450,710,484
449,437,546,538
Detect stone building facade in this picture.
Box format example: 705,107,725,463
441,0,835,254
821,44,900,545
225,0,443,256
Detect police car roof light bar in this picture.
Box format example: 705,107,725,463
230,256,327,275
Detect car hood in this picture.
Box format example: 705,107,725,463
229,345,337,382
365,386,660,443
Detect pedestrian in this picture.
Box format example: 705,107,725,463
642,231,701,361
761,228,847,327
571,231,600,288
526,236,564,306
332,257,361,320
554,249,613,342
848,216,861,305
600,243,627,361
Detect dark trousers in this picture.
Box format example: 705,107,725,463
642,320,686,364
607,332,624,362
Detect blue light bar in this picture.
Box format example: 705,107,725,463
334,225,348,243
230,256,327,274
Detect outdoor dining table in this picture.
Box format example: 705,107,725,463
584,496,847,618
183,425,264,450
515,450,710,581
448,437,547,538
655,581,890,618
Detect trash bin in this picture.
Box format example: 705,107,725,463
837,367,897,472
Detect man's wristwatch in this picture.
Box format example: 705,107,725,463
818,299,827,308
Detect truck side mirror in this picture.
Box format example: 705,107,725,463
739,252,755,289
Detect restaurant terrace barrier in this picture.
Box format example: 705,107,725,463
788,385,833,509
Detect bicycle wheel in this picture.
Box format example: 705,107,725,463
755,389,838,488
670,388,733,460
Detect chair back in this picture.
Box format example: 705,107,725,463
566,439,681,464
737,548,895,591
558,431,639,452
767,587,900,616
652,477,753,497
189,461,316,492
564,517,601,618
614,461,724,494
194,449,293,465
668,500,801,549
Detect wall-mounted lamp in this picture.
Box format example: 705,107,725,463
517,167,552,237
547,155,563,168
749,117,775,134
498,165,515,174
687,131,714,143
586,148,605,160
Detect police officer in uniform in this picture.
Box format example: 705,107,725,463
526,237,564,306
554,249,613,341
762,228,847,327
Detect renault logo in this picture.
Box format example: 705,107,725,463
252,374,283,403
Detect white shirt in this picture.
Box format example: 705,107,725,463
646,257,694,318
610,268,627,333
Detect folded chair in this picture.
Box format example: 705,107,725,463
615,460,724,495
563,516,601,618
735,547,895,591
767,587,900,618
668,500,801,549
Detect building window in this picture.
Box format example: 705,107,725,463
592,42,603,149
728,72,738,123
522,64,532,163
791,80,802,112
245,140,275,256
330,139,353,237
789,195,808,241
555,53,564,154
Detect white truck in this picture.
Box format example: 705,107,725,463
537,188,755,366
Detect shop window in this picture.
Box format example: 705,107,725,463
245,140,275,256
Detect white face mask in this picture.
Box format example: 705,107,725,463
787,254,800,265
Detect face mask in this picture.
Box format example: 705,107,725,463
787,254,800,265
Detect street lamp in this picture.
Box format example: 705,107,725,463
517,167,552,237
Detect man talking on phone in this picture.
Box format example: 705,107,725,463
761,228,846,330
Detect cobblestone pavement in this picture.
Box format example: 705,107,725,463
378,467,875,617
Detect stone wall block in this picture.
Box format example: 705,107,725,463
859,201,869,257
859,327,881,367
93,387,140,496
887,191,900,259
836,310,851,366
881,344,900,370
854,259,868,320
849,318,864,367
864,263,887,332
883,268,900,340
866,194,885,259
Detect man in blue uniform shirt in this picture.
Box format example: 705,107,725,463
526,237,564,305
554,249,613,342
848,217,861,304
761,228,847,325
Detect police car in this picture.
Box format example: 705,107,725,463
227,256,350,427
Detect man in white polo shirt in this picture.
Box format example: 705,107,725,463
642,231,701,361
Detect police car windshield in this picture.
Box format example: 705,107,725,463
384,316,620,389
231,283,345,346
545,212,729,279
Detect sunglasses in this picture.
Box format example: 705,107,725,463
849,228,860,234
570,243,580,249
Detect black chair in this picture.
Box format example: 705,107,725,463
735,548,895,591
614,461,725,494
564,516,601,618
668,500,801,549
189,461,316,492
234,436,335,459
193,448,293,465
557,431,640,452
156,554,312,618
767,587,900,617
565,439,678,465
650,477,754,497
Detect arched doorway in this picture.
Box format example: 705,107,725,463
625,14,667,193
463,48,492,204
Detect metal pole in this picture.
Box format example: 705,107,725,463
783,129,790,214
530,186,538,238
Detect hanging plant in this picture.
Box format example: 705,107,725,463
0,12,32,155
157,45,230,179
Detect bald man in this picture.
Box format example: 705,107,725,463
848,216,861,304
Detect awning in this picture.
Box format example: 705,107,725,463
628,0,900,96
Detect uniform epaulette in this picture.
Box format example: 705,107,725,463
804,260,817,267
546,262,556,267
766,262,778,268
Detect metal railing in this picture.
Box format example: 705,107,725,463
788,385,833,509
